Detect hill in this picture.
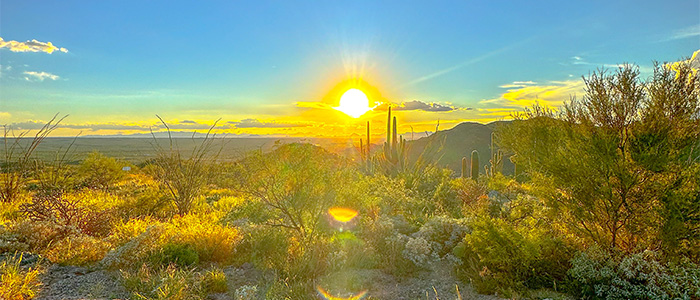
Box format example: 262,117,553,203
406,121,515,176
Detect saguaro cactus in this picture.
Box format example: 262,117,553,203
461,157,467,178
471,150,479,181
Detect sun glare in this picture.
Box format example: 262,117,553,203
334,88,373,118
328,207,358,223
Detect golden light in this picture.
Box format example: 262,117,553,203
334,88,373,118
328,207,358,223
317,286,368,300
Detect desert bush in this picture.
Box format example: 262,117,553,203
328,231,377,270
168,213,240,263
44,234,111,265
568,246,700,300
0,253,42,300
121,263,204,300
202,268,228,294
234,285,258,300
20,189,118,237
114,173,172,218
107,217,157,247
408,215,470,264
79,151,128,190
151,243,199,267
237,143,344,243
149,117,220,216
453,177,488,210
10,220,76,252
454,214,573,297
360,214,418,276
103,213,240,269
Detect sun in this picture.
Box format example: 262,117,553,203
334,88,373,118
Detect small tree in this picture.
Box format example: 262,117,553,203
499,60,699,251
238,143,342,243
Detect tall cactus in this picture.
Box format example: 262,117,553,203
461,157,467,178
471,150,479,181
360,138,364,160
382,106,407,174
366,121,371,170
487,132,503,177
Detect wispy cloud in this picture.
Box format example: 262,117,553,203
482,80,585,109
662,24,700,42
0,37,68,54
23,71,60,81
229,118,309,128
0,112,11,120
498,81,538,89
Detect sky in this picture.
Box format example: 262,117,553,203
1,0,698,138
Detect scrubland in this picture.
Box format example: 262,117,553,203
1,63,699,300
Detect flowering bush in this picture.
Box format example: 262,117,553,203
568,246,700,299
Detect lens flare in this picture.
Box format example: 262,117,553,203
317,286,368,300
328,207,358,223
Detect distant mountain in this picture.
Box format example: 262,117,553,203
406,121,514,176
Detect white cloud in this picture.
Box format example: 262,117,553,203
0,37,68,53
23,71,60,81
663,24,700,42
499,81,538,88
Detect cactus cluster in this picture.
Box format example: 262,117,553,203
383,106,407,172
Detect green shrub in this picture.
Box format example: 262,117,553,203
79,151,127,190
454,215,573,296
568,246,700,299
151,243,199,267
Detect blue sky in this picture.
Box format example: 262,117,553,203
1,0,698,137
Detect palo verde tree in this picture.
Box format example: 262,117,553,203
237,143,344,244
498,60,699,253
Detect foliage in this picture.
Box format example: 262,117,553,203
0,253,42,300
102,213,240,269
237,143,343,242
568,246,700,299
20,189,117,237
151,243,199,267
498,62,700,251
79,151,128,190
114,173,172,219
455,185,574,297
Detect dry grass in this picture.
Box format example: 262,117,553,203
0,253,43,300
